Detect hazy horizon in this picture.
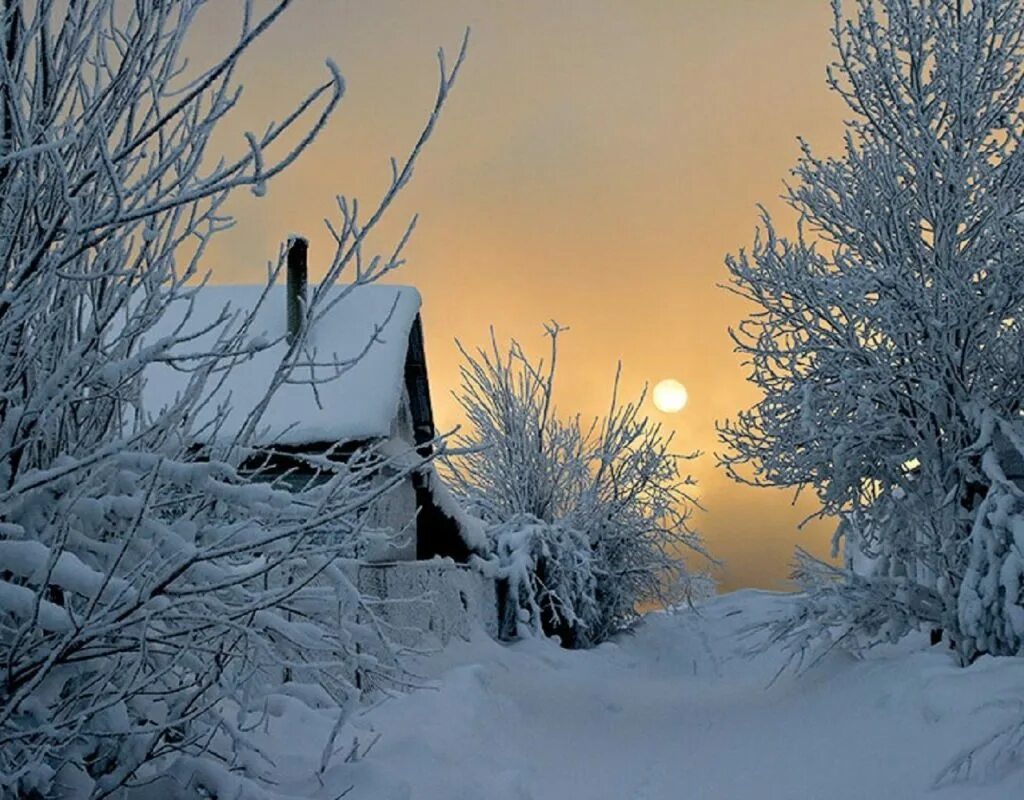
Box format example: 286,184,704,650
191,1,847,591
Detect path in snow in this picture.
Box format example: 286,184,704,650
278,591,1024,800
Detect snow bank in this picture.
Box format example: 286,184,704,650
344,590,1024,799
141,283,421,445
150,591,1024,799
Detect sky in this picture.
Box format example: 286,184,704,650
192,1,848,591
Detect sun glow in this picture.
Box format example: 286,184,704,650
653,379,688,413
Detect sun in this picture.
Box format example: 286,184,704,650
652,379,688,413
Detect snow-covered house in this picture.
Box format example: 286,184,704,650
142,240,496,641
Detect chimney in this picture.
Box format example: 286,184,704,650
286,236,308,344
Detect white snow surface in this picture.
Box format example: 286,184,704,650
150,591,1024,799
141,283,421,445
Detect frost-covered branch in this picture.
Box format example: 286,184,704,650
444,325,713,647
0,2,468,796
719,0,1024,659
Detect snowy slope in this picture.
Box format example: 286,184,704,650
177,591,1024,800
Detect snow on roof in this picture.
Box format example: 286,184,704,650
142,283,422,446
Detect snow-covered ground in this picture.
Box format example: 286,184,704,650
244,591,1024,799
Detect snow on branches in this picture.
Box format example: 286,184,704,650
719,0,1024,784
444,324,712,648
958,416,1024,659
719,0,1024,659
0,1,467,796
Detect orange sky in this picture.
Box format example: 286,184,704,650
193,1,848,591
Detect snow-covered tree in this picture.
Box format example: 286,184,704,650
719,0,1024,661
0,2,466,796
444,325,712,648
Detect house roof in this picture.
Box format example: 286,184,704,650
141,283,422,446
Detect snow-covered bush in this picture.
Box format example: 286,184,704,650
958,417,1024,659
492,516,599,645
445,324,711,647
719,0,1024,660
0,2,466,796
942,419,1024,785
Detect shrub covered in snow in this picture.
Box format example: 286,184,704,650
958,419,1024,659
0,2,466,796
444,324,712,647
492,516,599,644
